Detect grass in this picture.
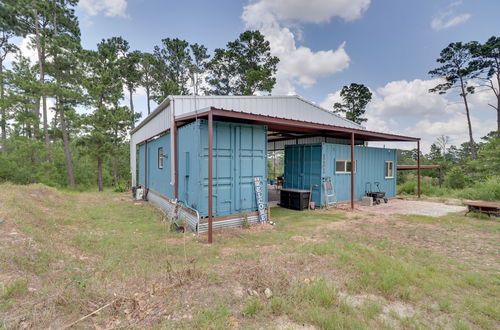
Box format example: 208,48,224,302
398,176,500,201
0,183,498,329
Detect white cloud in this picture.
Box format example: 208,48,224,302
431,1,470,31
321,77,497,152
5,35,38,65
320,90,343,109
242,0,370,94
243,0,371,25
369,79,453,117
79,0,128,18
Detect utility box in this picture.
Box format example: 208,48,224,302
279,189,310,210
283,143,397,206
361,196,374,206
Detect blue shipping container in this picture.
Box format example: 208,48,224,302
284,143,397,206
177,119,267,218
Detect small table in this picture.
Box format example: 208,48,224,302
463,200,500,217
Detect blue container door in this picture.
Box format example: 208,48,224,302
213,122,234,216
284,144,322,206
198,120,267,218
235,125,267,214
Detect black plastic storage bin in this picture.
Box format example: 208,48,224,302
280,189,310,210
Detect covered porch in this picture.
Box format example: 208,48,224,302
173,107,421,243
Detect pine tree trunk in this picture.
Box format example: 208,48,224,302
129,87,135,129
32,2,50,153
59,102,75,187
497,71,500,132
459,76,476,159
146,85,151,115
112,127,118,187
97,157,103,192
0,60,6,152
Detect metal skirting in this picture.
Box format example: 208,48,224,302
147,190,260,233
197,214,260,233
147,191,200,233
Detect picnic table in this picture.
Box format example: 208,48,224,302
463,200,500,217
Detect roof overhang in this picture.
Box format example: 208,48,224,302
176,107,419,142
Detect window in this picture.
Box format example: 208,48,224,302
336,160,356,174
385,161,394,178
158,147,164,169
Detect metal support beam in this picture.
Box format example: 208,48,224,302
417,140,421,198
351,132,355,209
173,122,178,199
208,111,214,244
144,141,148,189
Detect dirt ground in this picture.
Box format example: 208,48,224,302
1,185,498,329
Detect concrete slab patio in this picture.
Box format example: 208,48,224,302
346,199,467,217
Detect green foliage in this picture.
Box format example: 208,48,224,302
153,38,196,98
333,83,372,124
193,305,230,329
242,297,264,317
206,30,279,95
1,278,27,300
446,167,467,189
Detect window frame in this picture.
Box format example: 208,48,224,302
158,147,164,169
385,161,394,179
335,159,357,174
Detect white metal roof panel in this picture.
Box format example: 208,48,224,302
169,95,363,129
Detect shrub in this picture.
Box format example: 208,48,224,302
446,167,467,189
456,176,500,201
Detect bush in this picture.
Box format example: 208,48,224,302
446,167,467,189
456,176,500,201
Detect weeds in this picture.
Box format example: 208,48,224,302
242,297,263,317
1,279,27,300
193,305,230,329
1,184,498,329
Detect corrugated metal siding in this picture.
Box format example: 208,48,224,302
145,134,173,198
283,144,322,206
172,96,363,129
177,119,267,218
130,104,172,186
269,136,364,151
138,143,145,186
283,143,397,205
197,215,260,233
147,192,200,233
323,144,397,202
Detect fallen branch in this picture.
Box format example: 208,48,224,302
58,299,118,330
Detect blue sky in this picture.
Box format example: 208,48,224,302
21,0,500,151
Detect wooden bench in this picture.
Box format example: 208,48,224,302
463,200,500,217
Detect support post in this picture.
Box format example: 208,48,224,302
417,140,421,198
144,141,148,189
173,122,178,199
208,112,213,244
351,132,355,209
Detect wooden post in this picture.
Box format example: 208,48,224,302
208,112,213,244
351,132,355,209
173,122,178,199
417,140,421,198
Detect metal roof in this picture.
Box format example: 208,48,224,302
131,95,364,135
